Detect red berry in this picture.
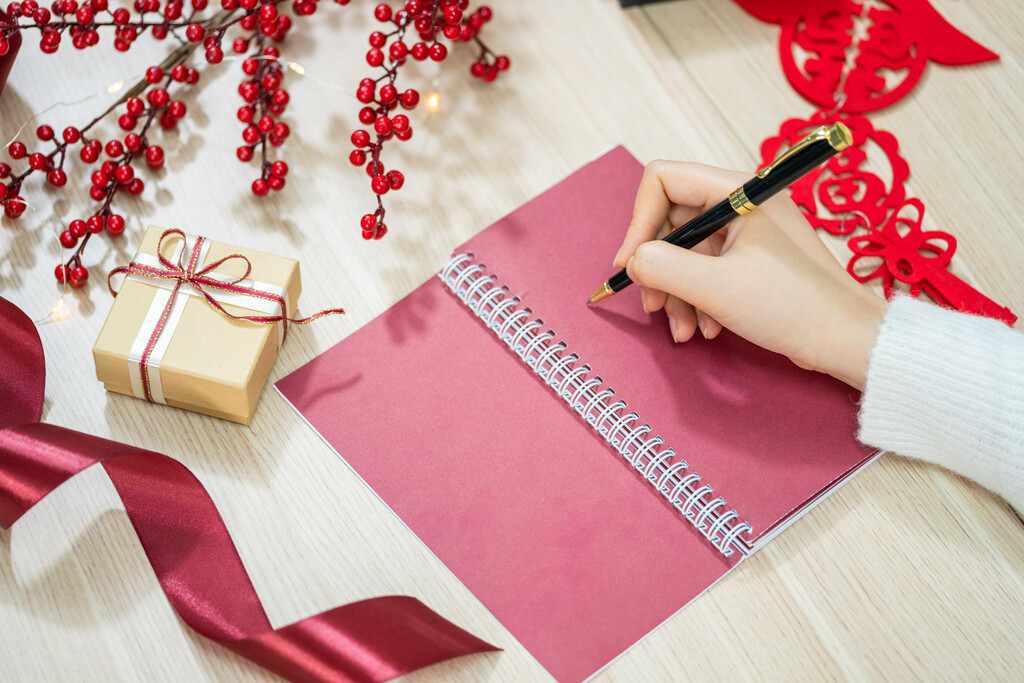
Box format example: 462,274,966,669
395,127,412,141
169,100,187,118
366,48,384,67
258,115,274,133
105,140,123,157
147,88,169,107
70,265,88,287
4,196,26,218
128,178,145,195
259,2,275,20
236,146,253,162
36,124,54,141
0,163,7,178
470,61,485,78
495,55,510,70
115,164,134,184
86,214,105,233
272,89,290,106
387,169,404,189
371,174,389,194
351,130,371,147
55,264,71,283
400,89,419,108
369,31,385,47
101,160,116,176
69,219,87,238
8,141,27,159
145,66,163,83
185,22,203,42
365,160,384,177
360,214,376,231
349,149,366,166
91,170,108,187
251,178,269,196
145,145,164,168
374,224,387,240
125,97,145,117
171,64,188,82
28,152,47,170
374,116,393,135
206,45,223,63
410,42,428,60
379,84,398,103
80,145,98,163
444,5,462,24
359,107,376,125
373,3,390,21
242,125,260,144
428,43,447,61
124,133,142,151
106,214,125,235
270,160,288,177
118,114,137,130
267,175,285,191
47,168,67,186
272,122,289,139
389,41,407,61
59,229,77,248
392,114,409,132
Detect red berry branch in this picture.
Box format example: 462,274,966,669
351,1,507,240
0,0,506,287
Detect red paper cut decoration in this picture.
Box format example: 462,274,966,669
760,110,908,235
732,0,999,113
0,295,498,683
847,199,1017,325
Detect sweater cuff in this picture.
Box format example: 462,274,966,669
858,296,1024,511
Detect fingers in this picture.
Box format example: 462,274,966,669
627,240,717,313
614,161,747,268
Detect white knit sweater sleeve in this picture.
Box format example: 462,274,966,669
858,295,1024,512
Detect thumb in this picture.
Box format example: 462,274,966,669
626,240,718,309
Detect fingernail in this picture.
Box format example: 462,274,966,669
698,318,708,339
625,256,636,280
640,286,648,313
613,247,623,266
669,315,678,342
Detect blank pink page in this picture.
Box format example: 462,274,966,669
277,147,871,682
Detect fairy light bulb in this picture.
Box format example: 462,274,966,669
426,92,440,111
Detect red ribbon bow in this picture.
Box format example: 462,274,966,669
0,295,497,682
108,229,345,402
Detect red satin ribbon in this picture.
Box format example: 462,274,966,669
107,229,346,402
0,295,496,682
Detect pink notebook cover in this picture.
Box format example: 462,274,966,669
276,147,873,682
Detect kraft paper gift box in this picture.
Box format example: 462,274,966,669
93,225,302,424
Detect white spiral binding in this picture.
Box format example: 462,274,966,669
439,253,754,558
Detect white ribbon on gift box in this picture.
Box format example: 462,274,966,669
122,232,289,405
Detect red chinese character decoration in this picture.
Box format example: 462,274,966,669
736,0,1015,324
732,0,998,114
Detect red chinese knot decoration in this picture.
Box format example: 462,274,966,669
736,0,1015,324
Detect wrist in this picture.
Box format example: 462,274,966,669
828,290,888,390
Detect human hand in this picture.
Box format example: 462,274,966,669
615,161,887,390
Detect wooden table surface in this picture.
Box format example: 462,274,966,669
3,0,1024,680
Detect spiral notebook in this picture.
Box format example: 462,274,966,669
276,146,877,682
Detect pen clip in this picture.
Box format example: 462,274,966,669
756,124,832,179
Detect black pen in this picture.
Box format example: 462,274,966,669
587,122,853,304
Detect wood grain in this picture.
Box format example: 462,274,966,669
2,1,1022,680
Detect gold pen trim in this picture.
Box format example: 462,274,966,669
728,187,756,215
756,122,852,179
587,282,614,304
